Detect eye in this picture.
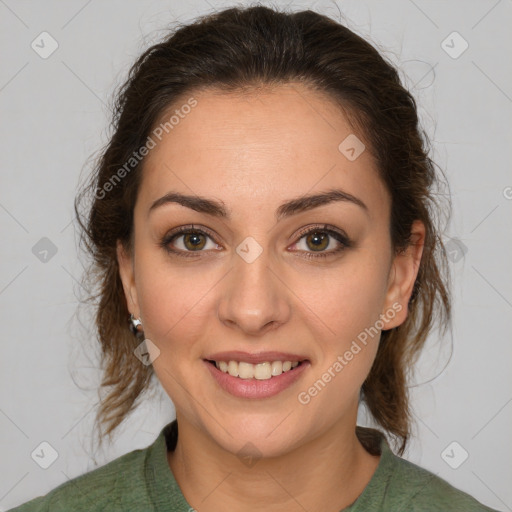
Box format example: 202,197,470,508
160,225,220,257
160,223,352,260
289,224,351,259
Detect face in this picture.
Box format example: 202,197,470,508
117,84,423,457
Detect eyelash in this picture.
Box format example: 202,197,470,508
159,224,352,259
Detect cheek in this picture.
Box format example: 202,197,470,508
295,252,389,381
296,252,389,336
291,267,386,436
134,255,219,355
135,263,215,410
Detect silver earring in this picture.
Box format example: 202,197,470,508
129,314,143,334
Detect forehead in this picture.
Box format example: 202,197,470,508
137,84,389,221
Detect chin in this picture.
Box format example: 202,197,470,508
206,413,306,458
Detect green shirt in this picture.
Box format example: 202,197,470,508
7,420,500,511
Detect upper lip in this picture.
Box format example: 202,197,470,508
205,351,309,364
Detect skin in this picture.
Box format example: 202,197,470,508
117,83,424,512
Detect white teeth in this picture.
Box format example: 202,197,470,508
227,360,239,377
254,362,271,380
214,360,301,380
238,361,254,379
271,361,283,376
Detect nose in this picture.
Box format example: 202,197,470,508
217,241,291,336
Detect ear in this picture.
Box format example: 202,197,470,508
116,240,140,317
381,220,425,329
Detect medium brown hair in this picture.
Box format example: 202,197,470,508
75,4,451,456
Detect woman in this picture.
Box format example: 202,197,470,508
8,5,501,511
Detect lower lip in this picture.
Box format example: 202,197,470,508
204,360,310,399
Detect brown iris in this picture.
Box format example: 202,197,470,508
306,231,328,251
183,232,207,251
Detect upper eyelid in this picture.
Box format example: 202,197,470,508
165,225,217,241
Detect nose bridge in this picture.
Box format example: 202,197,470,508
218,236,289,333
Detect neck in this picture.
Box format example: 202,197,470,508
167,413,381,512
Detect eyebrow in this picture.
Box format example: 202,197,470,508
148,188,368,221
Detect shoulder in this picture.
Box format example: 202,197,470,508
355,427,501,512
383,446,500,511
6,442,151,512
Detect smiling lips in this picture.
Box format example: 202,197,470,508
213,359,300,380
204,350,310,398
205,350,308,380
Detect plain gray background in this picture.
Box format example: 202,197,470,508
1,0,511,510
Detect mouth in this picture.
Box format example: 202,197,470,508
204,359,308,381
203,356,311,399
